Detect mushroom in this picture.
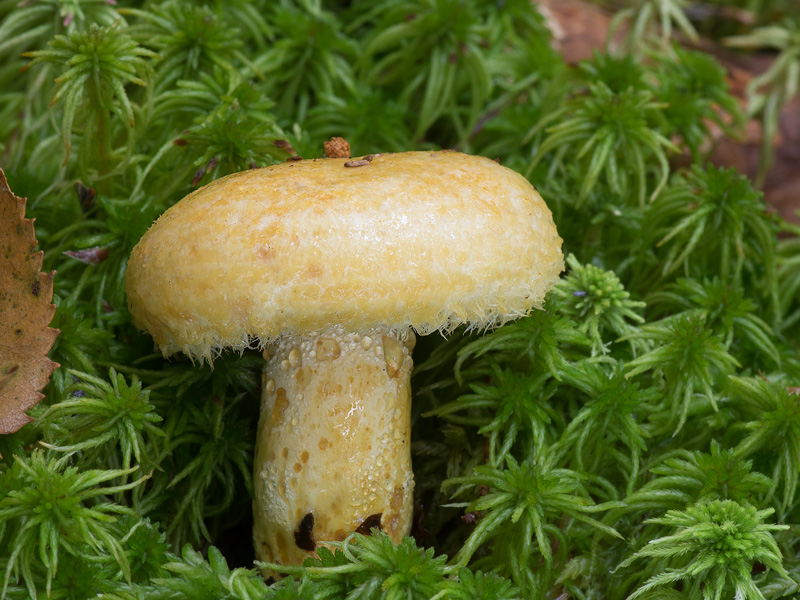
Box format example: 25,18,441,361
124,150,564,567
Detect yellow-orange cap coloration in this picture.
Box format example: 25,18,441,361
125,151,564,361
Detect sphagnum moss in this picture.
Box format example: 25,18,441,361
3,0,800,599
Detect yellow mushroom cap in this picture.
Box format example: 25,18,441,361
125,151,564,360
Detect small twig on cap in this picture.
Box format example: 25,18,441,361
344,159,371,168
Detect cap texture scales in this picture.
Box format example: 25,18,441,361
126,151,563,360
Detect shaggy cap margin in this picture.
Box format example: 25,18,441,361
125,151,564,362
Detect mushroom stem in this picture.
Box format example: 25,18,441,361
253,326,416,567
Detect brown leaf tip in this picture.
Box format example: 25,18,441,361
64,247,110,265
274,139,297,156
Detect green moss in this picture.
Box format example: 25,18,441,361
3,1,800,598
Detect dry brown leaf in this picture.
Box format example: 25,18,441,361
0,168,59,434
538,0,616,64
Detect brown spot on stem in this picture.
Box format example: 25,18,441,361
294,512,316,551
387,514,400,536
389,486,404,510
355,513,383,535
295,366,312,390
